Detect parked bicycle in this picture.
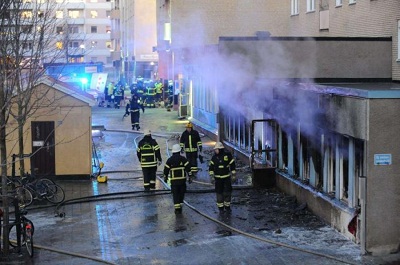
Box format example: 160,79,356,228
15,173,65,207
9,200,35,257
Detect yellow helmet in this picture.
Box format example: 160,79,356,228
186,122,193,128
214,142,224,150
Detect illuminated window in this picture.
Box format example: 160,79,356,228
38,11,44,18
56,11,63,19
106,41,112,49
21,11,33,19
23,0,32,3
56,41,63,49
90,10,98,18
90,0,98,2
37,0,45,3
106,26,111,33
68,10,80,19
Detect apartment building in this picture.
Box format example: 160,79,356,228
155,0,400,256
51,0,112,70
110,0,157,84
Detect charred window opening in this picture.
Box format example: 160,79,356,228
281,130,288,171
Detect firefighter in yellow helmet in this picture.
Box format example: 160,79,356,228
209,142,236,214
163,144,192,214
180,122,202,177
137,129,162,191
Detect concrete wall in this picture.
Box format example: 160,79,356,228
219,37,392,80
366,98,400,255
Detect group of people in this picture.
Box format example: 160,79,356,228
104,81,125,109
136,122,237,214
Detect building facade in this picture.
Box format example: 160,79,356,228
155,0,400,256
110,0,158,84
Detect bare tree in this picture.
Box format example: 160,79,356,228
0,0,67,255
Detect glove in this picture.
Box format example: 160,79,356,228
158,161,162,166
231,173,237,183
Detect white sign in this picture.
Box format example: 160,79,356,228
374,154,392,165
33,141,44,147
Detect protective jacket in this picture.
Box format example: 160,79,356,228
164,153,192,185
180,130,202,153
125,97,144,114
209,149,236,178
137,136,161,168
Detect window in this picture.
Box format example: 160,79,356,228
398,20,400,60
56,10,63,18
90,10,98,18
336,0,342,6
349,0,356,3
23,0,32,3
56,41,63,49
91,26,97,33
68,10,80,19
291,0,299,15
38,11,44,18
90,57,97,62
56,26,63,34
91,41,97,48
21,11,33,19
22,42,33,50
68,41,80,48
106,11,111,18
69,26,79,34
106,26,111,33
307,0,315,12
106,41,112,49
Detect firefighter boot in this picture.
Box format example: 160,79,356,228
218,207,225,214
224,206,232,214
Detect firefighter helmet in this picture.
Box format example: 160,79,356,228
186,122,193,128
144,129,151,135
214,142,224,150
172,144,181,153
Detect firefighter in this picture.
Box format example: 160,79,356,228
105,81,115,108
113,84,124,109
209,142,236,214
163,144,192,214
137,130,162,191
124,94,145,130
180,122,202,177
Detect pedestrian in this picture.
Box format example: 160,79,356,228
179,122,202,177
209,142,236,214
163,144,193,214
137,130,162,191
124,94,145,130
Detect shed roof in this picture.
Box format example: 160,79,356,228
37,76,96,106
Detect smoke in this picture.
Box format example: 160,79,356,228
171,7,322,138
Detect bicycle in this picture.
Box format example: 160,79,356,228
16,173,65,207
9,202,35,257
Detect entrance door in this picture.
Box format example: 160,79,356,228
31,121,55,176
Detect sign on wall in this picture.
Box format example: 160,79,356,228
374,154,392,165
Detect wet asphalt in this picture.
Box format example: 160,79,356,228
4,105,400,265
